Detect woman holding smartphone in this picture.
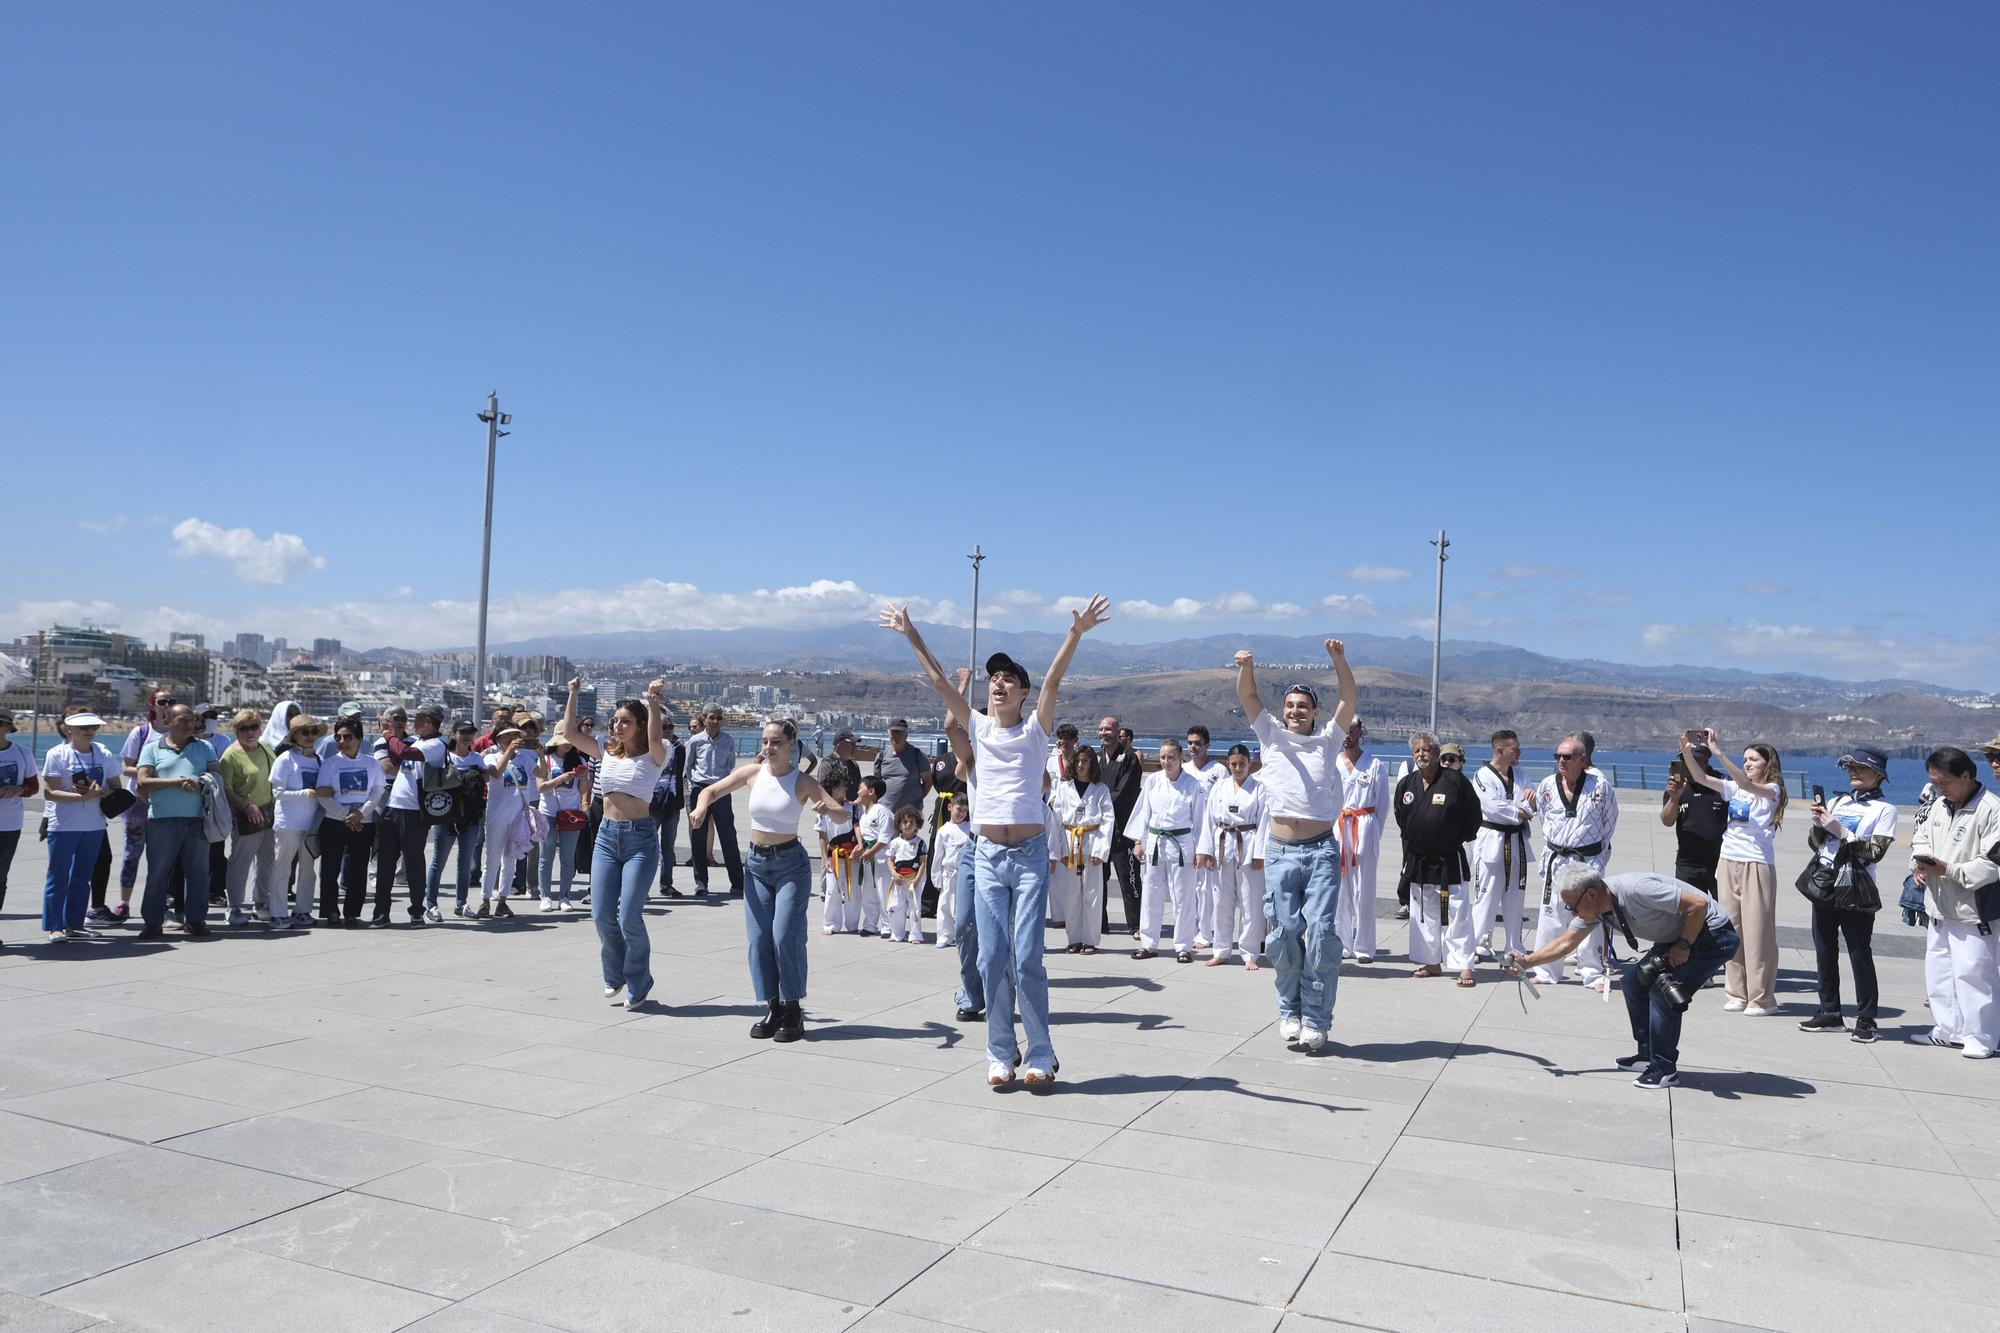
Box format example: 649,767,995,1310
1679,728,1787,1015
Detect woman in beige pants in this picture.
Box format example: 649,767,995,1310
1681,730,1787,1013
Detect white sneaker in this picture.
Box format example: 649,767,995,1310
424,906,443,924
1722,998,1747,1012
541,899,557,913
1962,1045,1996,1060
1300,1027,1327,1054
987,1062,1015,1088
1743,1005,1777,1017
605,985,623,1000
1023,1064,1054,1086
48,930,67,943
1279,1017,1302,1043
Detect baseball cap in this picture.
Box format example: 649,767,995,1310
834,729,858,745
985,652,1031,690
889,718,909,732
1439,742,1466,760
1838,747,1890,776
337,701,363,718
414,704,447,725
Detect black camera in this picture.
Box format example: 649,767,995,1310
1633,951,1691,1013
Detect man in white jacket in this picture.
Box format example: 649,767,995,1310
1910,746,2000,1058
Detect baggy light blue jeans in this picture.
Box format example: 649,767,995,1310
973,832,1053,1069
744,840,812,1003
592,818,658,998
1264,831,1343,1033
954,843,983,1013
540,827,581,903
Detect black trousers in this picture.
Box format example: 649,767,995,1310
1675,861,1720,897
651,792,683,889
1810,902,1878,1021
374,809,429,919
1108,831,1140,930
320,819,375,921
687,782,744,892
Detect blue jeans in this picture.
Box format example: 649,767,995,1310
954,844,983,1012
1264,831,1342,1033
1625,921,1739,1075
540,827,581,901
141,816,211,928
427,821,481,909
744,840,812,1002
973,832,1053,1069
43,829,105,931
592,818,658,998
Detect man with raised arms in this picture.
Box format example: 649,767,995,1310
883,595,1111,1089
1234,640,1359,1053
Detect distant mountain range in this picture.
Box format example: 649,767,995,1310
357,623,1991,713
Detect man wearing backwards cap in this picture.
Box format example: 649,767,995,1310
882,596,1112,1089
1798,746,1899,1043
1661,737,1729,898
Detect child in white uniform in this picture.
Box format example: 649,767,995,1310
853,776,891,935
816,772,859,934
884,806,928,942
932,794,971,948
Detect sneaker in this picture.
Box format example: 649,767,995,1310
474,902,490,919
370,915,391,927
605,985,624,1000
662,887,687,899
1909,1032,1959,1049
1850,1019,1879,1044
1300,1027,1327,1054
252,908,273,924
1721,997,1747,1012
494,900,514,919
1393,905,1409,921
110,903,130,921
624,990,649,1011
986,1062,1015,1088
289,916,312,929
541,899,558,913
425,906,443,924
1798,1013,1846,1033
1963,1046,1996,1060
1634,1067,1679,1089
1743,1005,1777,1017
227,911,250,927
1614,1052,1649,1069
956,1007,985,1023
85,906,110,921
185,922,210,938
1355,954,1375,965
1023,1064,1055,1086
135,925,164,940
48,930,68,943
1279,1017,1302,1043
452,905,467,918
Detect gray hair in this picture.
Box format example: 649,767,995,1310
1409,731,1438,751
1557,863,1607,906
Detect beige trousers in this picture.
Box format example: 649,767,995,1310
1719,858,1776,1008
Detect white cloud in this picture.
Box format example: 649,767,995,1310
1638,619,2000,686
1641,623,1691,651
1743,580,1787,597
75,516,130,535
1493,563,1578,582
170,518,326,584
1118,593,1305,622
1337,564,1412,583
1320,594,1375,615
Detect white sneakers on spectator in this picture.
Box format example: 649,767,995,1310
1279,1017,1302,1043
1722,998,1747,1012
1300,1027,1327,1053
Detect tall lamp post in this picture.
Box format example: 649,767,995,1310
1428,529,1449,733
965,545,985,701
473,393,512,734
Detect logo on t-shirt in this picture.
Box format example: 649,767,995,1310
338,768,369,795
0,760,17,786
1728,796,1752,822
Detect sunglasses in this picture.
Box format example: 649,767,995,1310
1555,751,1584,761
235,724,260,732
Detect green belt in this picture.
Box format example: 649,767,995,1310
1148,826,1193,867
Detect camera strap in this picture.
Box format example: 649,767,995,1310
1604,899,1641,957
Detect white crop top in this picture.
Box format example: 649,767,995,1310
749,766,800,835
594,750,664,800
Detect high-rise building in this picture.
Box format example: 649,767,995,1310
312,638,342,661
169,631,205,651
233,632,266,666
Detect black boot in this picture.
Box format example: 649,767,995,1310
773,1000,804,1043
750,999,780,1040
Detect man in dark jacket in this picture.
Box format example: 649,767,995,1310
1393,731,1484,983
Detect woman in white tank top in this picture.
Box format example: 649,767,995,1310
692,719,849,1043
562,677,671,1010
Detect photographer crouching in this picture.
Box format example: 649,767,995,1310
1505,865,1740,1089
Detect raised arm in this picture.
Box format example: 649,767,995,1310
880,605,971,728
1234,650,1264,724
561,679,602,760
1678,736,1724,794
645,679,668,765
1326,638,1358,733
1696,730,1777,800
1036,594,1111,733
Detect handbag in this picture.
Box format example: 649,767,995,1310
555,808,587,832
99,787,137,819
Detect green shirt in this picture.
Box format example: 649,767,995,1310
219,741,275,806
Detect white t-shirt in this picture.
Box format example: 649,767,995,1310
815,806,854,841
387,736,449,811
41,741,119,834
593,749,664,801
933,819,971,887
318,751,383,821
0,739,32,833
485,747,538,821
270,749,326,830
1250,712,1342,823
970,711,1049,826
1721,778,1780,866
1815,792,1897,867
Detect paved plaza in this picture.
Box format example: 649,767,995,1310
1,790,1995,1332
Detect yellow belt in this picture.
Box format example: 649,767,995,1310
827,843,857,900
1063,823,1097,872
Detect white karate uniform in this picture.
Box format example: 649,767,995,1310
817,805,859,933
1335,751,1388,961
1123,769,1207,953
932,819,970,947
1530,771,1619,985
1470,763,1535,957
1183,759,1227,947
854,803,892,935
883,833,928,942
1196,775,1269,962
1049,779,1112,949
1407,876,1478,969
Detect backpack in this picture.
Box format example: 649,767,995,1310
420,746,469,821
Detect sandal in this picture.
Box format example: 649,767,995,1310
1131,948,1157,960
1455,972,1477,988
1411,964,1443,978
1175,951,1193,964
1081,946,1097,956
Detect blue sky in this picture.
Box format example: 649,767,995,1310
6,3,1996,687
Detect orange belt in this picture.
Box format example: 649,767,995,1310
826,843,857,900
1339,806,1376,873
1063,823,1097,871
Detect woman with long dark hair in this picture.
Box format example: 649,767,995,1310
563,677,670,1009
1681,729,1788,1016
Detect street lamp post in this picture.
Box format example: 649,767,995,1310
966,545,984,700
473,393,512,734
1428,529,1449,734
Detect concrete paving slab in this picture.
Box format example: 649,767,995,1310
116,1053,366,1111
469,1240,867,1332
356,1154,675,1244
160,1111,463,1187
0,1079,247,1142
0,1111,125,1187
0,1291,99,1333
697,1156,1017,1242
883,1248,1281,1333
1293,1253,1685,1332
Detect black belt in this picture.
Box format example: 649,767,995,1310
1543,839,1605,901
1481,820,1525,833
1484,820,1528,888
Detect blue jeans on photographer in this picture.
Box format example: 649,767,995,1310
953,843,983,1014
427,820,481,910
1263,832,1343,1034
973,832,1053,1070
1624,921,1740,1076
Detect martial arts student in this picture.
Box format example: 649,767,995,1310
933,792,971,950
1470,728,1536,959
1196,743,1268,969
1393,732,1485,984
882,594,1111,1089
853,776,892,936
1335,719,1387,964
1048,746,1111,954
1182,725,1227,951
1530,732,1620,989
1123,739,1208,963
885,805,928,943
815,771,859,935
1234,639,1360,1053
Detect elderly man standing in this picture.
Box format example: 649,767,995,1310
1529,731,1620,989
133,704,223,940
1098,715,1143,935
873,718,932,826
1910,746,2000,1058
1394,732,1484,983
684,708,742,898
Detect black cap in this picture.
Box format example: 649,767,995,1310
1839,747,1890,776
985,652,1031,690
889,718,909,732
415,704,447,724
834,729,858,745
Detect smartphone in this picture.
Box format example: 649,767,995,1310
1811,785,1826,805
1668,759,1688,784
